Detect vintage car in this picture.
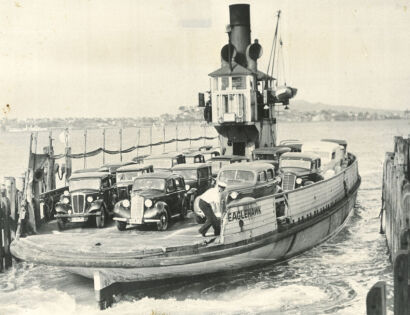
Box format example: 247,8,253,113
278,152,324,191
144,152,186,171
279,139,303,152
184,151,205,164
115,164,154,200
113,172,189,231
54,172,117,230
252,146,292,171
193,162,278,223
171,163,213,210
207,155,250,177
301,141,343,173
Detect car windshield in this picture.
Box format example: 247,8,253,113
116,171,142,183
132,178,165,191
185,156,200,163
147,158,173,169
69,178,101,191
219,170,255,184
280,159,311,170
254,154,275,160
173,169,197,181
210,160,230,173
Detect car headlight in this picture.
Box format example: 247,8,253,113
122,199,130,208
144,199,153,208
87,196,93,203
296,178,302,185
68,210,72,214
185,184,190,191
230,191,238,199
275,176,282,183
63,190,69,196
63,197,70,204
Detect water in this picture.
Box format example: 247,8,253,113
0,119,408,315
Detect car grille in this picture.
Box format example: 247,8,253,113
282,173,296,191
71,193,85,213
131,195,144,224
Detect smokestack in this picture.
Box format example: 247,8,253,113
229,4,251,67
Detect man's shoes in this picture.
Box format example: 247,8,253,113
198,229,207,237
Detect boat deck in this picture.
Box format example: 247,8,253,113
22,212,216,258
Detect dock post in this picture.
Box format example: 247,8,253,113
366,281,386,315
47,131,55,191
0,192,4,272
0,188,12,269
136,128,141,158
394,250,409,315
65,147,72,183
93,271,116,310
4,177,16,241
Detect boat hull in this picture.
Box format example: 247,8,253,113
65,186,358,283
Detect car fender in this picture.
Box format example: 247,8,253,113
55,203,70,213
113,200,130,218
88,199,105,213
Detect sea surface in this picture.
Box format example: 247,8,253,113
0,119,408,315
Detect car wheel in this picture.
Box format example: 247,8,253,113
96,207,106,228
57,219,65,231
116,221,126,231
180,199,188,220
157,211,169,231
195,214,206,224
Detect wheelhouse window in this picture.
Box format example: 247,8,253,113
220,77,229,90
232,76,246,90
69,178,101,191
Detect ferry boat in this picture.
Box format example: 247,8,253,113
10,4,360,309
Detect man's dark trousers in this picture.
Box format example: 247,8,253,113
198,199,220,236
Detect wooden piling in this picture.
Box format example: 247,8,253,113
47,131,55,191
149,125,153,154
366,281,386,315
65,147,72,183
394,250,409,315
136,128,140,158
175,125,178,151
0,188,12,270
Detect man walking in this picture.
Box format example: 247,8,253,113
198,182,226,237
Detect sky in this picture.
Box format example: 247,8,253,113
1,0,410,118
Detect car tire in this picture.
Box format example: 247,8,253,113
157,211,169,231
116,221,126,231
57,219,65,231
96,207,106,228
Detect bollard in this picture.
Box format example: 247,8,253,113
366,281,386,315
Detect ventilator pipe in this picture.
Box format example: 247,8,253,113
221,43,237,67
246,39,263,72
